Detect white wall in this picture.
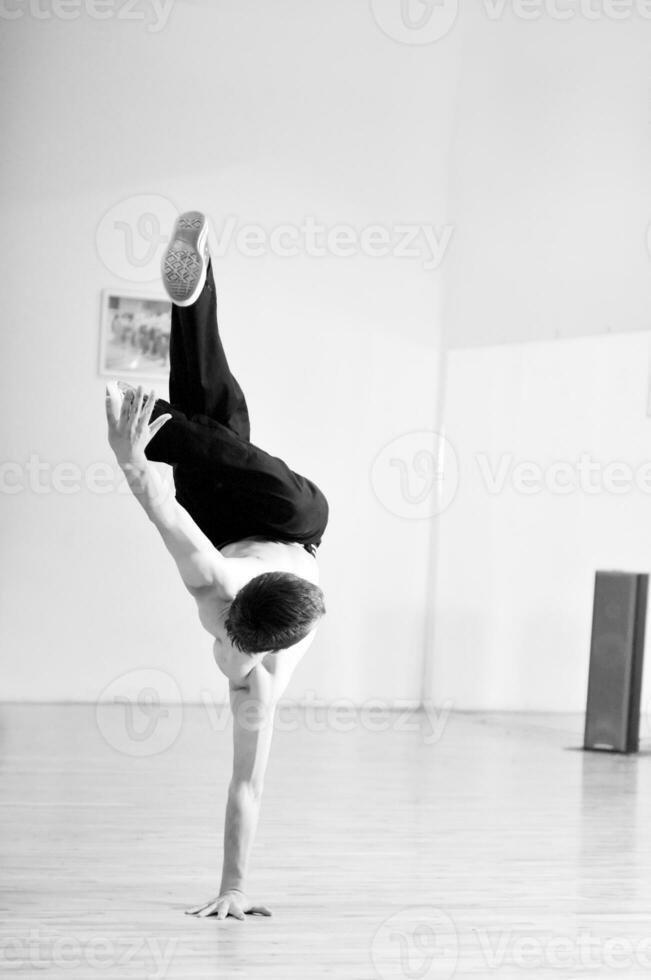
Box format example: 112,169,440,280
9,4,647,709
423,5,651,712
429,332,651,712
444,6,651,348
0,1,455,703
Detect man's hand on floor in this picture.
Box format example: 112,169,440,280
185,890,272,920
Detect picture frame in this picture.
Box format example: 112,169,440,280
98,289,172,380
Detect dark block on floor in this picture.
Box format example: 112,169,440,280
584,570,648,754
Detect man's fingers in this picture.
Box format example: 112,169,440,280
136,388,156,434
138,389,157,432
149,414,172,439
197,901,220,918
185,902,215,916
185,898,267,920
130,386,142,427
118,389,132,428
104,387,118,428
130,386,145,434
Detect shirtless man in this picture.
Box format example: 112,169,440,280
104,212,329,921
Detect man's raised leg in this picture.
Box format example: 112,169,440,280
158,211,251,440
143,211,328,550
145,211,253,468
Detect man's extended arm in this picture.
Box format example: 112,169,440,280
185,664,276,920
105,383,225,591
222,672,276,888
186,637,313,920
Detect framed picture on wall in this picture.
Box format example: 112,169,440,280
98,290,172,380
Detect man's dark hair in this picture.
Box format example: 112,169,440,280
225,572,326,654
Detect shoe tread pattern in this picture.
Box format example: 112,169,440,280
178,214,203,231
162,248,202,302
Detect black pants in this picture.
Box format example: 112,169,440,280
146,263,329,552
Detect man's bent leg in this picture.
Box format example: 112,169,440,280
145,408,328,549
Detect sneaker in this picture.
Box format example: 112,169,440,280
161,210,209,307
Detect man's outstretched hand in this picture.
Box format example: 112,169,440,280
185,890,272,921
105,383,171,468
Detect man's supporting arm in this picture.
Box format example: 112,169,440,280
221,672,276,893
186,664,277,920
186,638,314,920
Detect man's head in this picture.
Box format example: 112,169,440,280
225,572,326,654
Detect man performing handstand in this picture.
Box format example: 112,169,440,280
104,211,329,921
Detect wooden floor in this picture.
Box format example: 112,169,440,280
2,705,651,979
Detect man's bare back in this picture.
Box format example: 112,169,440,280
193,537,320,684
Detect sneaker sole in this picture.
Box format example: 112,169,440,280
161,211,209,307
